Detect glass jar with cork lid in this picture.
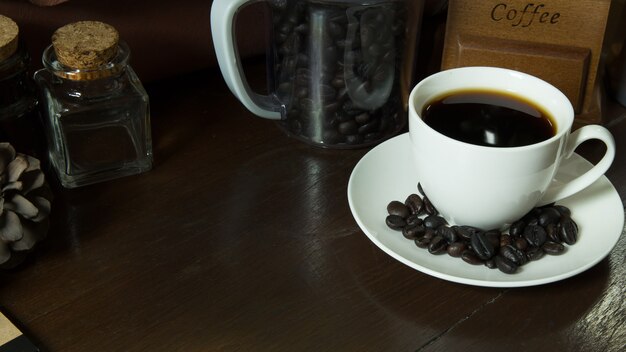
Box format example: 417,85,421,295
34,20,152,188
0,14,43,158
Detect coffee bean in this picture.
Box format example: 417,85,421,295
323,46,338,64
341,100,360,117
345,134,363,145
526,217,539,226
269,0,287,10
423,197,438,215
485,230,501,247
495,255,518,274
297,53,309,65
554,205,571,217
417,183,426,197
523,207,542,222
559,217,578,245
484,259,497,269
331,76,345,89
336,87,349,101
278,34,301,56
278,81,293,94
523,224,547,247
322,129,344,144
387,200,409,218
453,226,468,241
404,194,424,215
295,87,308,98
299,98,314,112
514,237,529,251
358,119,380,135
385,215,406,230
526,247,545,261
364,132,383,142
405,214,422,227
542,241,565,255
539,207,561,227
319,84,337,99
500,234,513,248
471,231,496,260
368,43,385,56
500,245,527,266
461,250,484,265
424,215,447,229
509,220,525,237
546,223,560,243
328,21,345,39
338,120,359,135
428,235,448,254
415,237,430,248
323,102,340,115
456,225,481,241
354,112,370,125
447,242,467,257
403,223,425,240
423,228,436,241
438,226,457,244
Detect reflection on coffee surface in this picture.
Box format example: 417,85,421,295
422,89,556,147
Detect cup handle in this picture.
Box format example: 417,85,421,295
538,125,616,206
210,0,282,120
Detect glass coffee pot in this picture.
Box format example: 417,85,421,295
211,0,413,148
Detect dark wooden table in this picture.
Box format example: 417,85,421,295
1,59,624,352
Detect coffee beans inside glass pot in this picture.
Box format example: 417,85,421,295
385,183,578,274
268,0,407,148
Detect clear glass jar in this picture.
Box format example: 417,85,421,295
34,41,152,188
269,0,408,148
211,0,412,148
0,43,44,158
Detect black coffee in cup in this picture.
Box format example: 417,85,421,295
421,89,556,147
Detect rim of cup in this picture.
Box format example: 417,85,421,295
408,66,575,151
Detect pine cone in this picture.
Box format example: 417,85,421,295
0,143,52,267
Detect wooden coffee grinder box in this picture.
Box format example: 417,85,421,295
441,0,612,125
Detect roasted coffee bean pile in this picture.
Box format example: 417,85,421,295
385,184,579,274
269,0,406,146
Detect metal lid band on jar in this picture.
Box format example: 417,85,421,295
42,40,131,81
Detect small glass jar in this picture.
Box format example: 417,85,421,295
34,21,152,188
0,15,44,158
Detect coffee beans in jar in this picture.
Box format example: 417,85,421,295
384,183,579,274
268,0,407,148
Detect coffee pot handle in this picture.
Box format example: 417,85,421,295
210,0,282,120
539,125,616,205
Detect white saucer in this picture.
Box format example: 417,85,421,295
348,133,624,287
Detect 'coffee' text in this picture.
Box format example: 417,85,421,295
491,3,560,27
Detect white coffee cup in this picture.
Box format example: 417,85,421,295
408,67,615,230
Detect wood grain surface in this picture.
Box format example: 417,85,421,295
0,59,624,352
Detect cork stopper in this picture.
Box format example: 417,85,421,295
0,15,19,62
52,21,119,69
